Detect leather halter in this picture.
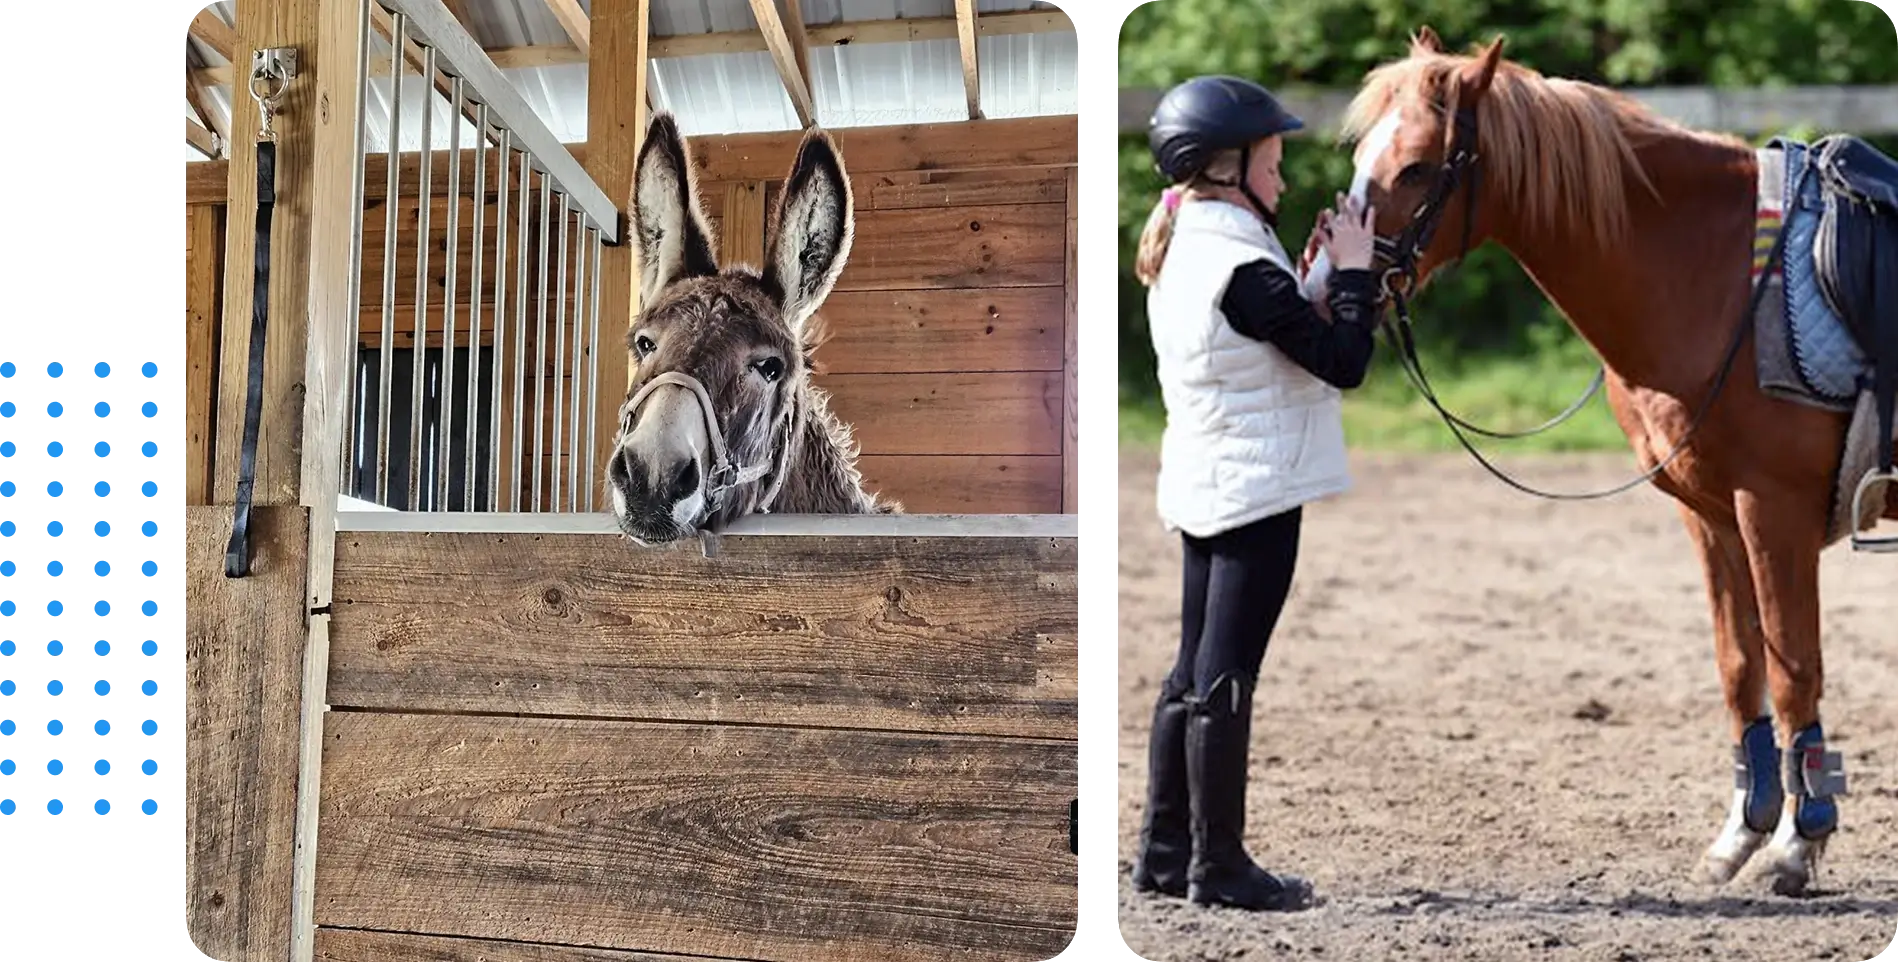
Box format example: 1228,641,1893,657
619,371,802,517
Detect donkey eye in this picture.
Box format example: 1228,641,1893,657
1398,162,1434,184
633,334,656,359
754,357,785,383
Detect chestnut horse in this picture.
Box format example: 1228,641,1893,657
1333,29,1897,895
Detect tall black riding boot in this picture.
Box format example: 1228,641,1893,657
1131,682,1192,895
1185,673,1314,911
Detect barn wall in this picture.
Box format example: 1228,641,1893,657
318,523,1078,961
185,117,1078,514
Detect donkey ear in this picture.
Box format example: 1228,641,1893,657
633,112,719,300
763,127,853,337
1411,25,1444,54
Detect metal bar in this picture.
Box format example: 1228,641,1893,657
439,75,463,512
408,44,436,510
336,511,1081,538
552,193,570,513
466,104,488,512
375,10,405,505
342,0,372,499
490,129,511,511
375,0,618,240
511,157,530,512
568,215,587,508
585,230,601,513
533,171,551,512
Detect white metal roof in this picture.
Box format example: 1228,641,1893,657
186,0,1076,161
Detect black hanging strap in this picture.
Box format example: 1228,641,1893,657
226,140,276,578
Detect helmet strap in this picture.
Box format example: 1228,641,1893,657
1205,144,1278,228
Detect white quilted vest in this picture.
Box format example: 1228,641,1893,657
1148,199,1351,537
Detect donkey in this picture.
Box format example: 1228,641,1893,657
608,113,897,545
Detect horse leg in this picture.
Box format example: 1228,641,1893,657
1735,489,1842,896
1680,506,1780,885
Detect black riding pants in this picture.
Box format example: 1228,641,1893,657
1165,507,1303,702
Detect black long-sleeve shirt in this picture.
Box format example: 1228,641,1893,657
1218,260,1380,389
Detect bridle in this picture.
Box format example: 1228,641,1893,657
1368,96,1793,501
618,370,804,517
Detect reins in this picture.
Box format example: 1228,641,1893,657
1369,102,1795,500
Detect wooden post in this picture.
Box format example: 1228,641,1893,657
1062,170,1077,514
587,0,647,510
185,205,222,506
188,0,363,959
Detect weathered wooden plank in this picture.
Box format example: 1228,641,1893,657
836,203,1065,291
854,169,1067,210
315,929,744,961
186,205,222,507
818,371,1062,456
856,455,1061,514
186,506,309,961
315,714,1077,962
327,531,1075,736
187,119,1078,205
689,117,1077,184
813,288,1064,374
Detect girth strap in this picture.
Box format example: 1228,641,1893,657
225,140,276,578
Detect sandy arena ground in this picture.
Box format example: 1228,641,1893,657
1118,449,1898,962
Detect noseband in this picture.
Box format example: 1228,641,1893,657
619,370,802,516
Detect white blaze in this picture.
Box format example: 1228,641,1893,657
1302,109,1402,302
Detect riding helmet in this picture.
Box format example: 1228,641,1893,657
1148,76,1305,183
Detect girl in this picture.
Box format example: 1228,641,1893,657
1129,75,1381,912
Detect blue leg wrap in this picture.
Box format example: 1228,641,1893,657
1782,722,1846,840
1737,716,1782,834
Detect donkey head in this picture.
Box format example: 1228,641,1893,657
608,113,853,544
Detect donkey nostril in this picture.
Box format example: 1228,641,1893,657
670,459,700,500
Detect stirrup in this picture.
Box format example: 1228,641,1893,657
1849,467,1898,552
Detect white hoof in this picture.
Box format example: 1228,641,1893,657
1696,789,1771,885
1754,811,1827,897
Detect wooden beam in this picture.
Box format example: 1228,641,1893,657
720,181,767,267
186,70,228,159
955,0,980,120
186,116,219,158
187,11,1074,87
587,0,646,511
190,8,241,62
783,0,811,100
185,206,222,506
188,117,1081,206
748,0,815,127
543,0,591,56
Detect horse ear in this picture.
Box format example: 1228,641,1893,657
1411,25,1444,54
763,127,854,339
633,112,719,301
1464,35,1505,98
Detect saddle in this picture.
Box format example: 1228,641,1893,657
1809,135,1898,550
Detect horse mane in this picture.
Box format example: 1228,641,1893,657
1339,45,1743,247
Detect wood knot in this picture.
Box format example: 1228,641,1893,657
969,220,982,232
884,586,902,603
209,891,225,908
543,587,564,606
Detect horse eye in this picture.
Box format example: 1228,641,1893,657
1398,162,1434,184
754,357,785,383
633,334,656,359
